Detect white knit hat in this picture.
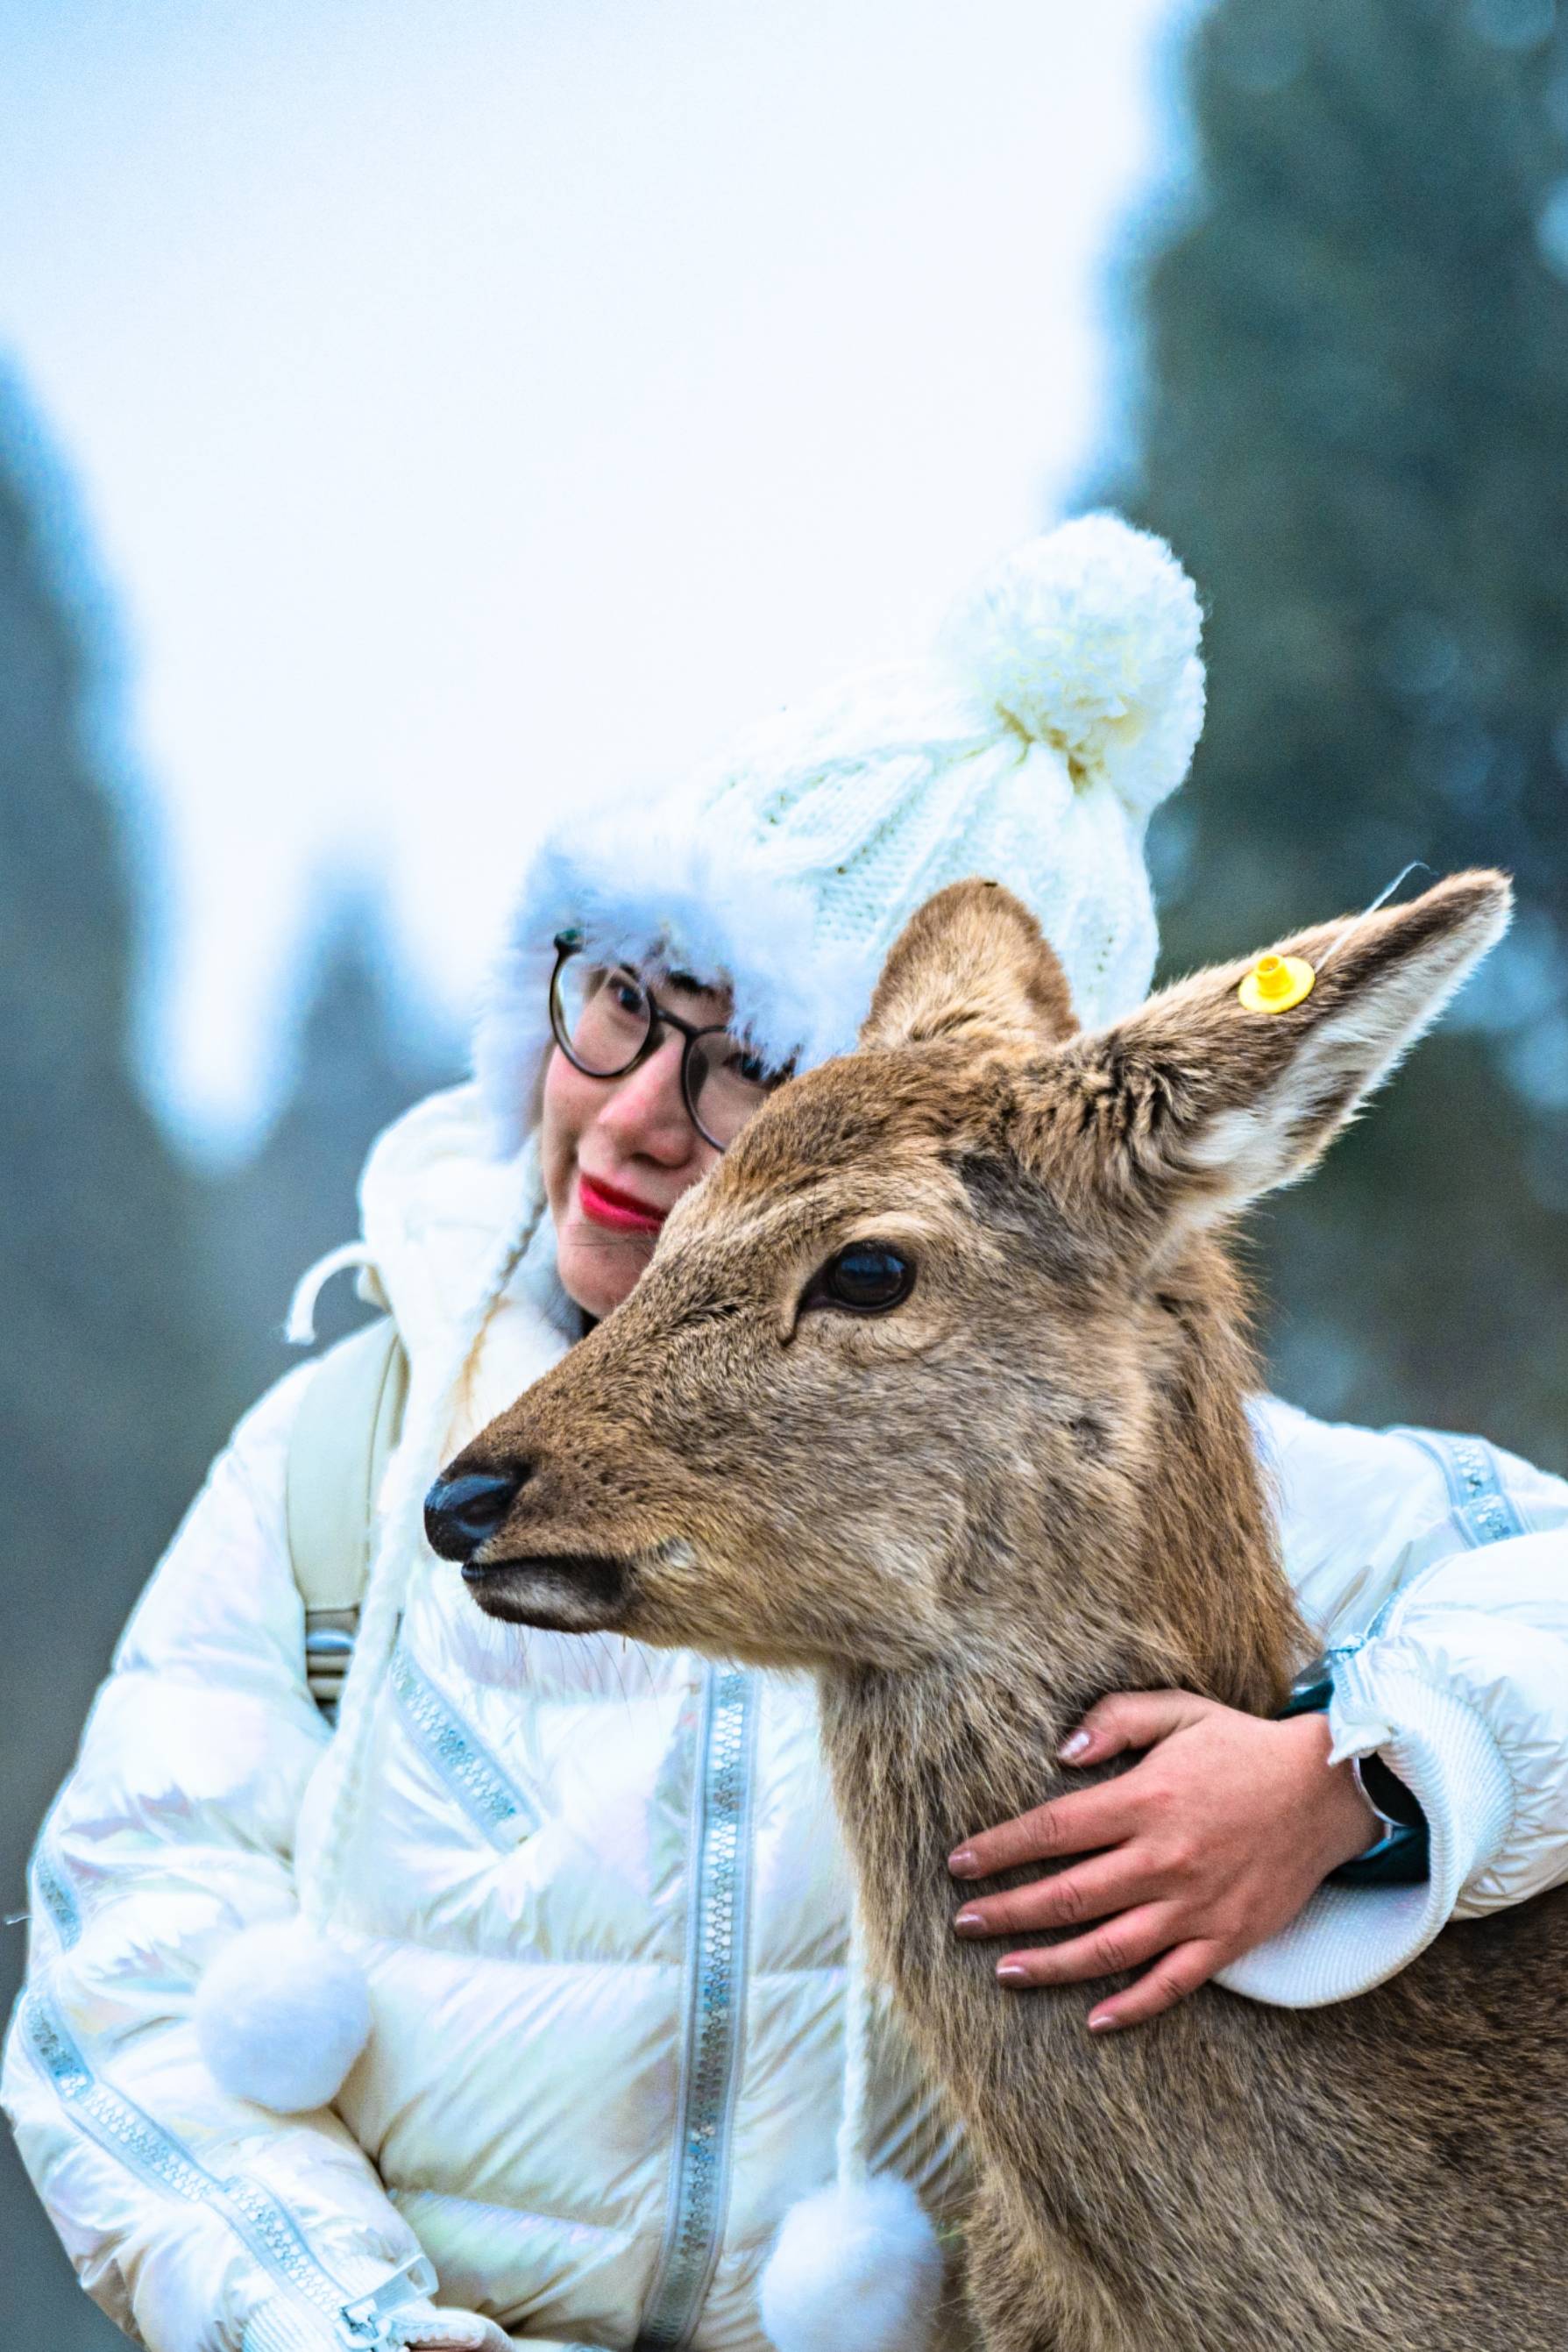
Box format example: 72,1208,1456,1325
475,513,1203,1153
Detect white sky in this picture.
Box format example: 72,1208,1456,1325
1,0,1188,1155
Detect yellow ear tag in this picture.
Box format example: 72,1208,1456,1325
1238,953,1316,1014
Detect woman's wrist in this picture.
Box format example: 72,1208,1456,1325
1276,1709,1382,1875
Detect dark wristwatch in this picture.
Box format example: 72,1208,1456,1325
1279,1656,1430,1887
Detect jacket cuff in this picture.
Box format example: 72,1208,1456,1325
239,2253,431,2352
1215,1650,1513,2007
387,2306,513,2350
242,2292,512,2352
242,2295,351,2352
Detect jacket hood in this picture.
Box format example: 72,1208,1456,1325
335,1082,576,1389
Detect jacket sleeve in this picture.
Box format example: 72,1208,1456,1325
1219,1397,1568,2007
0,1366,491,2352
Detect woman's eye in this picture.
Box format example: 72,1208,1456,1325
712,1042,783,1090
805,1242,916,1315
608,972,647,1016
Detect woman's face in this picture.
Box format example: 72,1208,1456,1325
540,970,732,1319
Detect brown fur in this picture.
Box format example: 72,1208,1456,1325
450,870,1566,2352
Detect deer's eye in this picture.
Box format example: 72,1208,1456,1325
804,1242,916,1316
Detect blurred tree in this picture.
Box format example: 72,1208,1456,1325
0,394,455,2342
1120,0,1568,1466
205,888,458,1404
0,392,223,2346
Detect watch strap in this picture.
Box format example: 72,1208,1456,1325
1278,1655,1430,1887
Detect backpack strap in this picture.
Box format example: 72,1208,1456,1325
286,1316,409,1720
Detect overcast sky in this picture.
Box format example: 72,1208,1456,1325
2,0,1189,1154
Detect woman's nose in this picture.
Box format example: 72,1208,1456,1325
423,1469,525,1560
599,1033,697,1160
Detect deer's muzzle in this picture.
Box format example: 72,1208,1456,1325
458,1551,633,1634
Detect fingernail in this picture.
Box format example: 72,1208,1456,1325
947,1845,979,1877
1087,2008,1119,2032
997,1962,1030,1985
953,1909,985,1937
1058,1729,1092,1761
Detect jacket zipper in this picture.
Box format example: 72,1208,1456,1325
1389,1427,1525,1552
23,1993,369,2333
389,1638,539,1845
32,1830,82,1949
634,1665,757,2352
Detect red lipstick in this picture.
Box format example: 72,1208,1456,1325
578,1170,668,1236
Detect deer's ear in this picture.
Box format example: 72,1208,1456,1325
862,879,1080,1055
1053,871,1511,1234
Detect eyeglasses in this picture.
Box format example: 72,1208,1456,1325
549,932,789,1151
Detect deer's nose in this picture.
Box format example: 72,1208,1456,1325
423,1469,526,1561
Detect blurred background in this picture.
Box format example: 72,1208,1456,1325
3,0,1565,2334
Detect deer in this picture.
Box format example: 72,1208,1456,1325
429,870,1568,2352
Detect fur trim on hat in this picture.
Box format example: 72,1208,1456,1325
474,807,872,1159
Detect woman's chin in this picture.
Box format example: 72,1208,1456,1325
556,1215,654,1321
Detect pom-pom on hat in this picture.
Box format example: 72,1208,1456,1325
477,514,1203,1155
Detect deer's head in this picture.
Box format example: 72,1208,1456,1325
430,872,1508,1700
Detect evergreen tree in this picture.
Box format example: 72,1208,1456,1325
205,890,458,1406
0,393,453,2343
0,390,220,2346
1121,0,1568,1465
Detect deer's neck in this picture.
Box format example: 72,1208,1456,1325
817,1647,1141,1980
812,1361,1302,2124
808,1290,1318,2340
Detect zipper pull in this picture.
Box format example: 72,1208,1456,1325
337,2254,439,2348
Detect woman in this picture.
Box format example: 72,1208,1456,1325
7,518,1568,2352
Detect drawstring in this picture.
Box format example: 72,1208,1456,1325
297,1143,549,1925
837,1914,875,2189
287,1243,380,1347
756,1901,945,2352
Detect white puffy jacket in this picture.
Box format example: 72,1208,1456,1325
7,1084,1568,2352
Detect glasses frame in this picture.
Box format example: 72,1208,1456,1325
548,932,764,1153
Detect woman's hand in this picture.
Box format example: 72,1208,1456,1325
947,1691,1380,2032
